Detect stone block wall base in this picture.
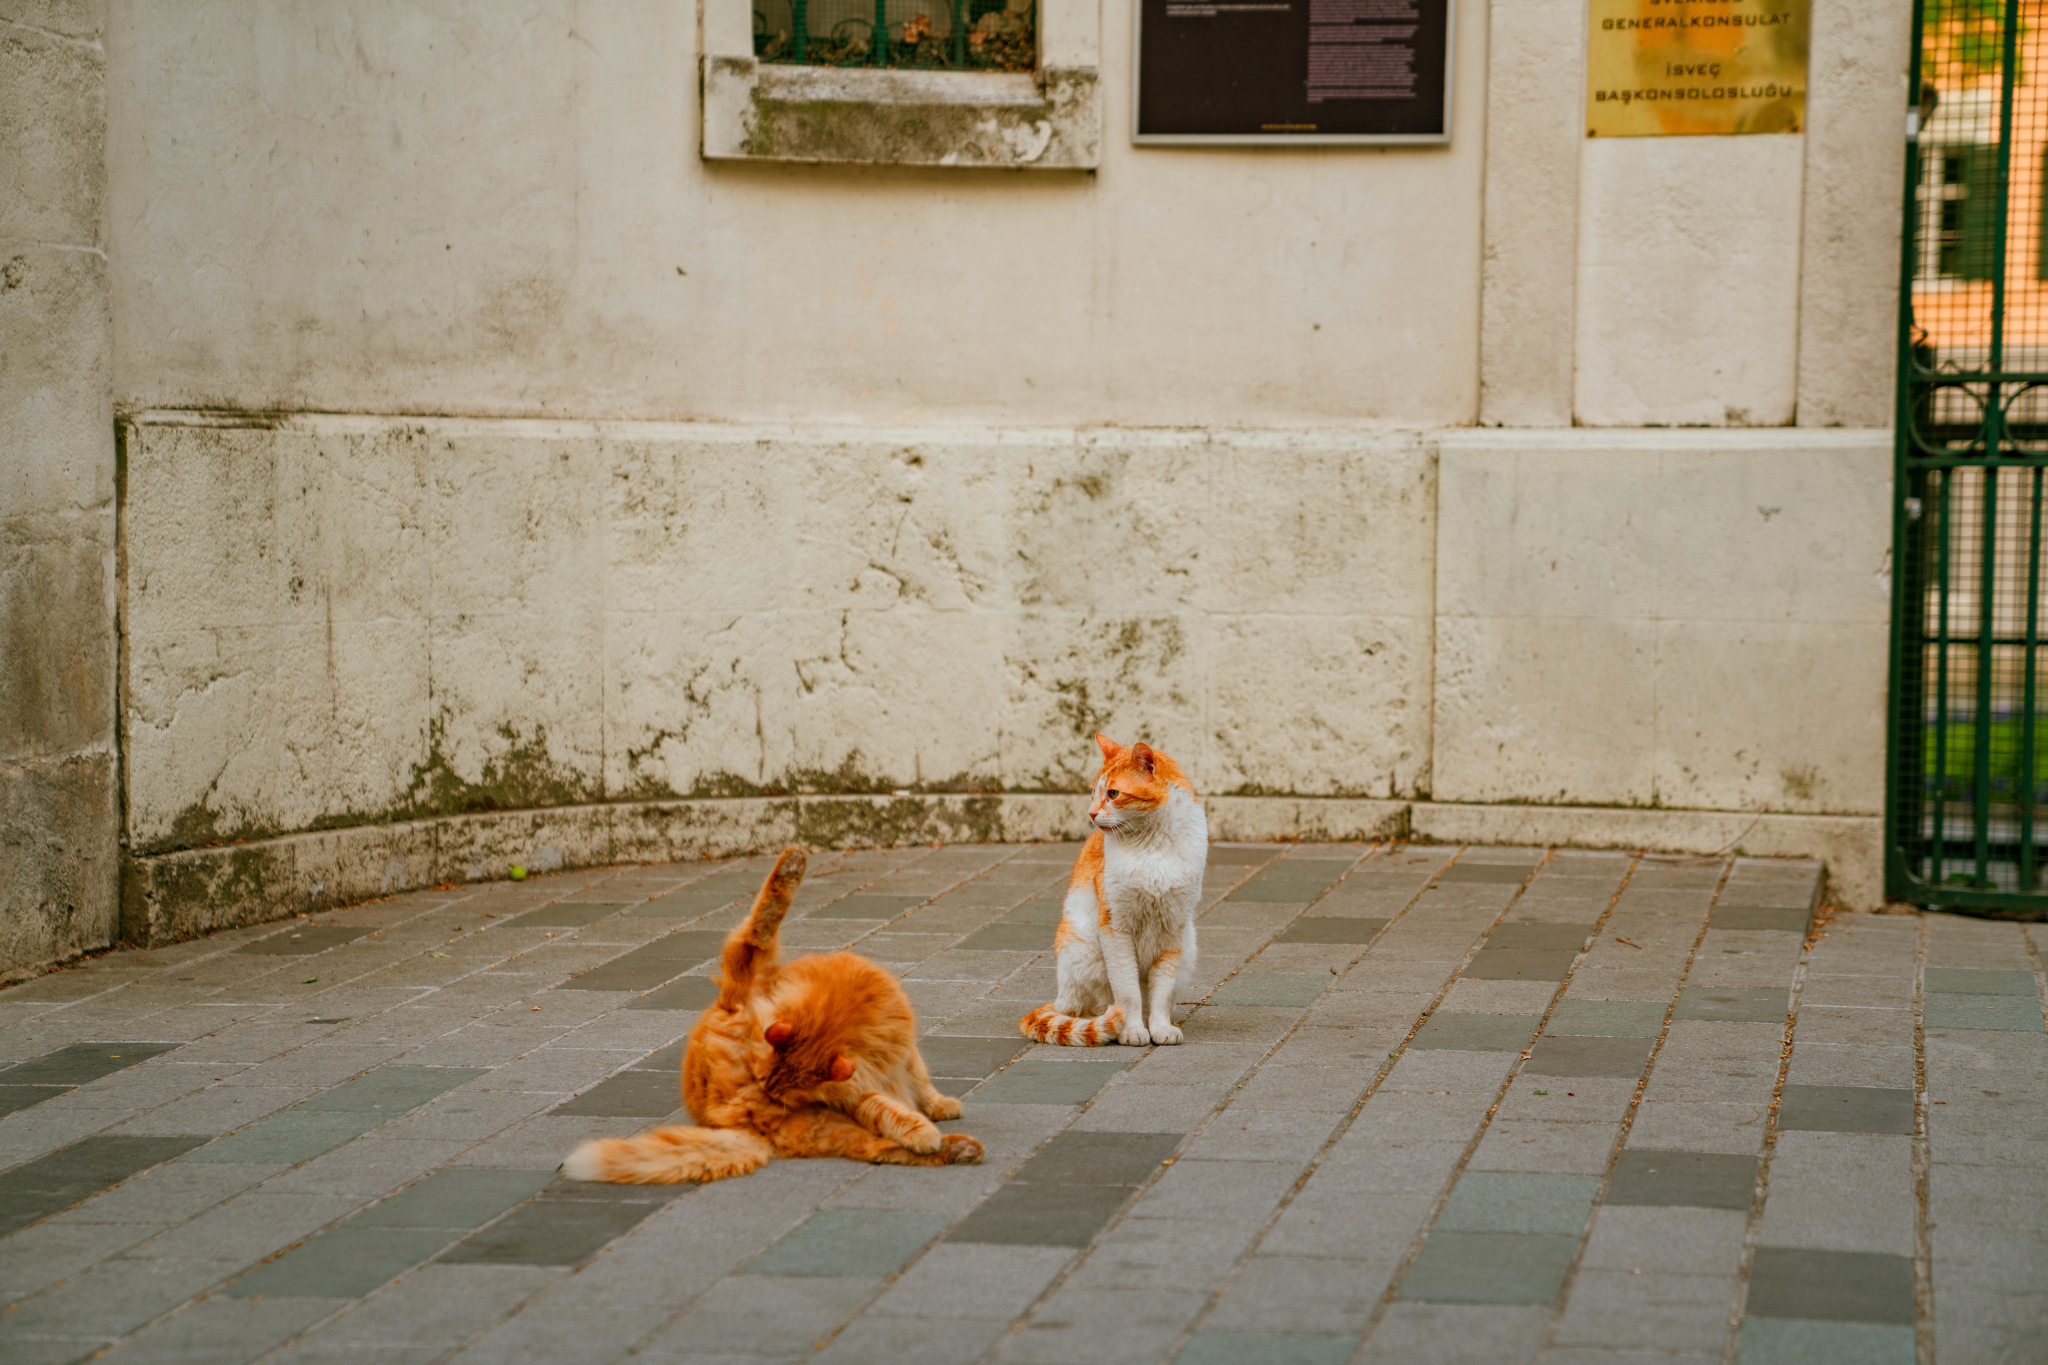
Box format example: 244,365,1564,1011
1409,802,1881,910
117,794,1879,949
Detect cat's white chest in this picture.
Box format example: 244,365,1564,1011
1102,789,1206,924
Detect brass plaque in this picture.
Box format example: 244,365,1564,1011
1586,0,1808,137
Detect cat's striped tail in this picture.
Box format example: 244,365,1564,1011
562,1126,773,1184
1018,1004,1125,1046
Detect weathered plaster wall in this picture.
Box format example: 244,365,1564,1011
1,0,119,973
121,417,1437,860
102,0,1488,427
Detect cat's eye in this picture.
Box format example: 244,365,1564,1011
1106,789,1121,799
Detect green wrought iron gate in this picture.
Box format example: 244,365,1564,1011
1889,0,2048,914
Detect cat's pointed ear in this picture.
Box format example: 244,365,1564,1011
765,1021,794,1046
1131,743,1157,773
830,1056,857,1082
1095,733,1121,761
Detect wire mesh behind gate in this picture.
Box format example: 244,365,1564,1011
1893,0,2048,913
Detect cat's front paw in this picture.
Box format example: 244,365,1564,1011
1118,1024,1152,1047
940,1133,985,1164
924,1094,963,1121
1148,1022,1184,1045
901,1117,943,1154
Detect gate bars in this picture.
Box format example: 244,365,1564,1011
1890,0,2048,914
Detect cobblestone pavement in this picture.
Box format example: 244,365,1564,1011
1,843,2044,1364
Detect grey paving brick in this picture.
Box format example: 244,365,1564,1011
355,1168,555,1229
1711,905,1813,933
1925,992,2046,1031
1526,1035,1654,1077
1229,862,1354,901
0,1043,185,1087
1776,1085,1914,1136
228,1225,459,1299
553,932,726,992
1464,949,1579,981
237,927,370,956
1398,1231,1580,1305
1209,972,1329,1008
300,1066,488,1114
813,1315,1010,1365
1439,863,1536,885
297,1262,565,1348
95,1294,334,1363
1208,1255,1396,1333
920,1036,1029,1079
635,1273,881,1360
1554,1269,1737,1352
1070,1083,1224,1133
1579,1205,1749,1276
118,1187,364,1265
1014,1129,1181,1186
945,1182,1132,1246
1801,974,1913,1008
1176,1005,1304,1045
438,1181,689,1266
1608,1149,1757,1210
0,1218,170,1304
548,1070,680,1117
1385,1047,1519,1094
954,922,1054,953
1262,1189,1434,1259
1438,979,1557,1017
1468,1118,1621,1175
1757,1133,1915,1256
1276,917,1387,944
1003,1285,1209,1365
1744,1247,1915,1325
1735,1317,1916,1365
743,1207,950,1278
515,903,631,926
1672,988,1789,1023
0,1254,234,1339
810,894,926,920
625,976,720,1011
1183,1107,1343,1163
1546,1000,1667,1038
1413,1012,1540,1052
1178,1331,1357,1365
868,1242,1074,1318
1439,1171,1599,1236
0,1134,213,1235
1358,1302,1552,1365
1126,1157,1300,1223
1925,967,2037,995
973,1055,1130,1105
179,1110,384,1165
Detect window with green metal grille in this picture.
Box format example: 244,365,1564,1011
754,0,1036,70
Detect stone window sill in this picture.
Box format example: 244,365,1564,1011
701,57,1099,169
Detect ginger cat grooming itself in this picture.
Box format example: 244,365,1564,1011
564,847,984,1183
1020,734,1207,1047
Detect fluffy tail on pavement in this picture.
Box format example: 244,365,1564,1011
562,1126,774,1184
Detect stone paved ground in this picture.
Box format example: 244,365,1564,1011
1,842,2044,1365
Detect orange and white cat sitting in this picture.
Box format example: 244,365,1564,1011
1021,734,1207,1047
564,847,983,1183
